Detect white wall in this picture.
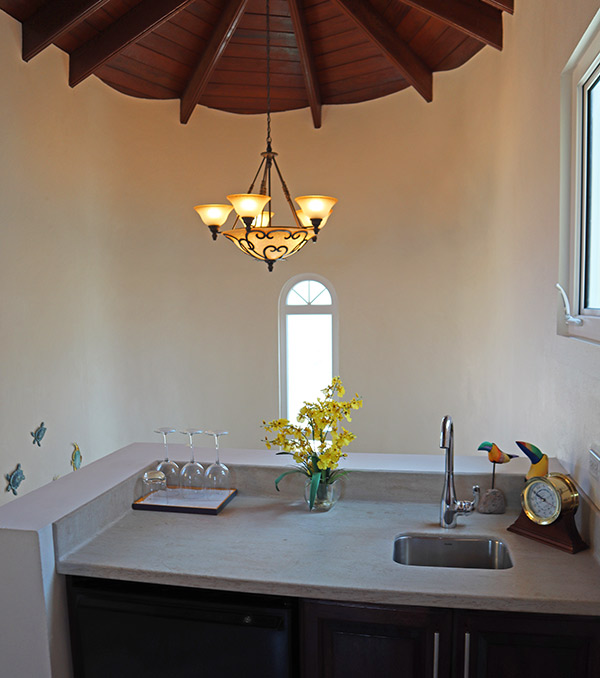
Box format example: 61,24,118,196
1,1,600,507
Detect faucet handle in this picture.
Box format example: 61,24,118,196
455,485,480,515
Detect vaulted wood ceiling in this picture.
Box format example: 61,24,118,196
0,0,514,128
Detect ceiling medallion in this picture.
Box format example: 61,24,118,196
193,0,337,272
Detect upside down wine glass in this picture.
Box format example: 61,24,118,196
154,427,180,494
142,470,167,499
180,428,205,498
204,431,230,491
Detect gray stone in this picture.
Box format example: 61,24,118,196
478,488,506,514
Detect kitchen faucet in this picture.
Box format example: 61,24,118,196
440,415,480,528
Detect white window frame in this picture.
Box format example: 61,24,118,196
278,274,339,420
559,9,600,343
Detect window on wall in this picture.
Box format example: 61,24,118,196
582,65,600,312
279,276,338,421
560,10,600,342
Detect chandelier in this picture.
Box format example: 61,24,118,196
193,0,337,272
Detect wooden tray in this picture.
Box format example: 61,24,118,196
132,488,237,516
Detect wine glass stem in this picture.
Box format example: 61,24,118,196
162,433,168,461
215,436,220,465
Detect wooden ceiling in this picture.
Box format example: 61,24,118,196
0,0,514,127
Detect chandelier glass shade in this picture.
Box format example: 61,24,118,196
226,194,271,222
222,226,312,270
251,211,275,227
193,0,336,272
295,196,338,222
193,204,233,240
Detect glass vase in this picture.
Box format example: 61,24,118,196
304,479,341,512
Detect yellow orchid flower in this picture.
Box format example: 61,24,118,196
263,377,363,486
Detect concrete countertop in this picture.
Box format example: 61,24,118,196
3,443,600,678
57,459,600,617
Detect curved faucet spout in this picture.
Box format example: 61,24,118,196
440,415,453,452
439,415,480,528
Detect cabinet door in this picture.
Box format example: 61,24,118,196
454,609,600,678
301,599,452,678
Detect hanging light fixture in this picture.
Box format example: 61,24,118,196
193,0,337,272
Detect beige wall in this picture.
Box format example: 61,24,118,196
2,1,600,507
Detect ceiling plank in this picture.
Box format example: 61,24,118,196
482,0,514,14
22,0,112,62
180,0,249,124
288,0,322,128
400,0,503,50
328,0,432,102
69,0,196,87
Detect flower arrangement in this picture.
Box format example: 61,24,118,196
263,377,363,509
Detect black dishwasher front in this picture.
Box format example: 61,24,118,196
67,575,298,678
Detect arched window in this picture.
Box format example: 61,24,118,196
279,275,339,420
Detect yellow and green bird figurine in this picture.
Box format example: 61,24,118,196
515,441,548,479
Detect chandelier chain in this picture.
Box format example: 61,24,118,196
273,157,303,228
266,0,271,149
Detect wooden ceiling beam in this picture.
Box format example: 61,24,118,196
288,0,322,129
69,0,196,87
329,0,432,102
482,0,514,14
400,0,503,50
22,0,112,62
180,0,249,124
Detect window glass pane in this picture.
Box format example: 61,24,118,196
587,77,600,309
287,280,310,305
286,314,332,420
285,280,332,306
286,288,308,305
308,283,332,305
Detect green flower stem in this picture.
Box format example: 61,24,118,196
309,472,322,509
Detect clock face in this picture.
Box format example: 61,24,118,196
510,474,586,552
522,478,561,525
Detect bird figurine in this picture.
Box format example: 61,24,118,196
515,441,548,479
477,442,517,514
478,441,518,468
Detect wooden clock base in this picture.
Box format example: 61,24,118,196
507,510,588,554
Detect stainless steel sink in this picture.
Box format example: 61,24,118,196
393,534,513,570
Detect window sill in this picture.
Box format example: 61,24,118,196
559,315,600,344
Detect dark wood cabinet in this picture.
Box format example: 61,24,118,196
301,599,452,678
67,577,600,678
454,609,600,678
300,601,600,678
